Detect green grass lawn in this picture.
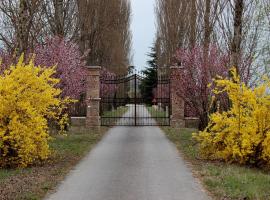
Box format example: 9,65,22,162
147,106,167,118
0,128,107,200
163,127,270,200
147,106,170,126
101,106,129,126
101,106,128,118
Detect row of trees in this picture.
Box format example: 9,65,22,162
0,0,133,167
155,0,269,76
0,0,132,74
154,0,270,167
0,1,132,167
155,0,270,129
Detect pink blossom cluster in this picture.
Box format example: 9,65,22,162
34,36,88,99
173,45,229,120
0,50,16,73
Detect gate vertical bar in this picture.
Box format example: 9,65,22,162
169,78,171,126
134,74,137,126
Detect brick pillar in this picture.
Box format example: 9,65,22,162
85,66,101,128
170,66,185,128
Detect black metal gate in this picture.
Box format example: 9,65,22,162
100,71,170,126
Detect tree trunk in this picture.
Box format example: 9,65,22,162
203,0,211,52
178,0,188,48
189,0,197,47
54,0,64,36
199,110,209,131
231,0,244,74
17,0,29,54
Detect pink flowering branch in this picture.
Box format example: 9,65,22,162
172,44,229,129
34,36,88,99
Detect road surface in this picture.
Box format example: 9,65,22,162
46,105,210,200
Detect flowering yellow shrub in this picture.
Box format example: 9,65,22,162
0,56,71,168
193,68,270,166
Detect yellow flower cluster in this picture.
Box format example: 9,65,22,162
194,68,270,165
0,56,71,168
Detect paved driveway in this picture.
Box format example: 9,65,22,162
46,106,210,200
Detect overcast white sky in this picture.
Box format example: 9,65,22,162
130,0,156,71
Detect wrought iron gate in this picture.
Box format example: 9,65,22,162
100,71,170,126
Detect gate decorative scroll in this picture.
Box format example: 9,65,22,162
100,71,171,126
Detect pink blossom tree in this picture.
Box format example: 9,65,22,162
173,45,229,129
34,36,88,99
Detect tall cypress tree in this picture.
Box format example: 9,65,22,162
139,45,158,105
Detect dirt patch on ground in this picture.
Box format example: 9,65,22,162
0,157,76,200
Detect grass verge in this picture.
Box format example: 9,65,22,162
102,106,128,118
0,127,107,200
163,127,270,200
101,106,129,125
147,106,167,118
147,106,170,125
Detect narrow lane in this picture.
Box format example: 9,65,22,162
46,106,210,200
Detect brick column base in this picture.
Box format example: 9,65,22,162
170,66,185,128
85,66,101,129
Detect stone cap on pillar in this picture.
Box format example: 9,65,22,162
85,66,101,76
87,98,101,101
170,65,184,77
85,66,102,70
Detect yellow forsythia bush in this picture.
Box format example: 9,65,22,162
0,56,71,168
194,68,270,166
